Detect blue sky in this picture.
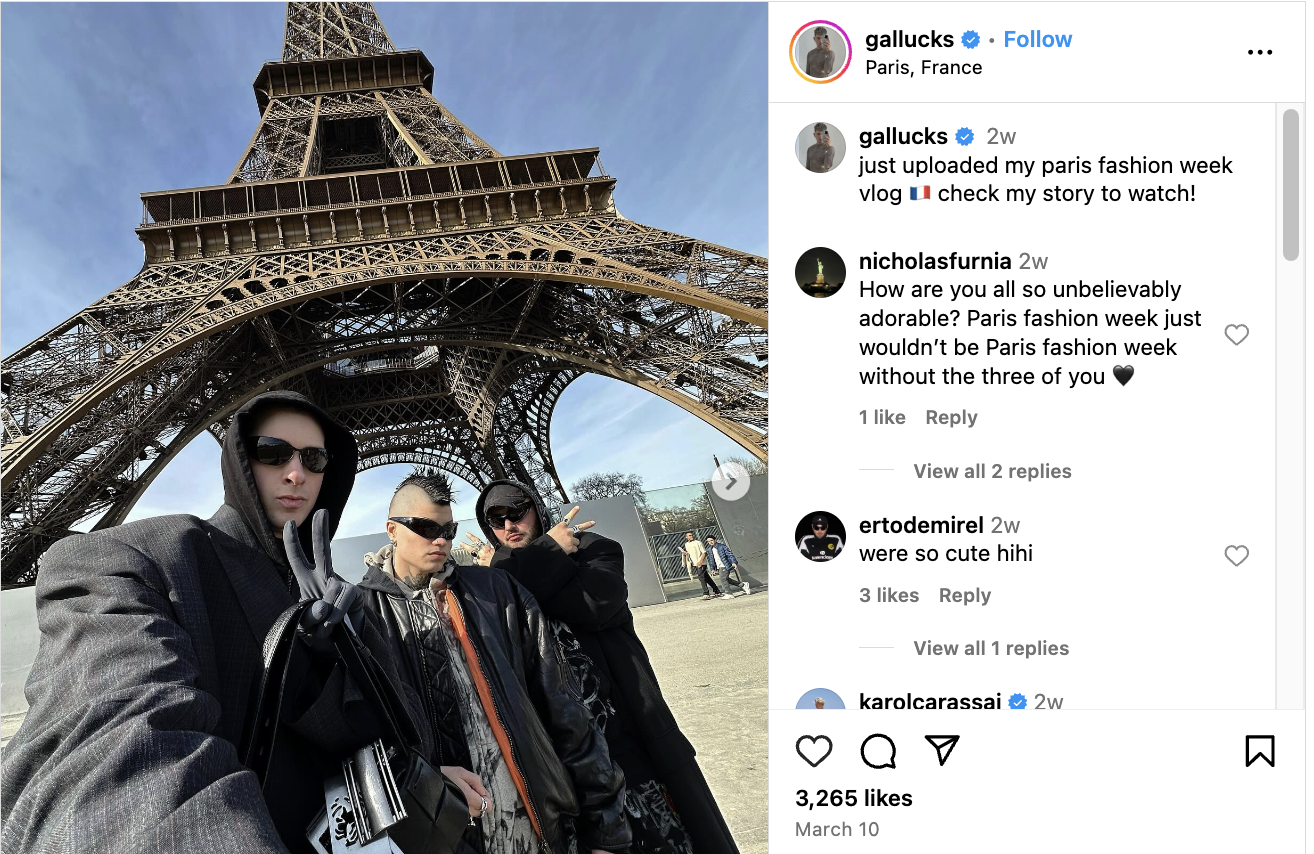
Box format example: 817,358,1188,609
0,3,767,538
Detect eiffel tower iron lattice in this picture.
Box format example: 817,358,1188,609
0,2,768,587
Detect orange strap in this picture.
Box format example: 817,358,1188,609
444,589,545,844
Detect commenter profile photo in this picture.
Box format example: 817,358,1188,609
795,246,844,298
797,688,846,709
795,122,845,174
796,511,846,562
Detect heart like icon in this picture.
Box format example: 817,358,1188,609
1225,324,1250,345
1113,365,1134,386
1224,545,1249,567
796,735,833,767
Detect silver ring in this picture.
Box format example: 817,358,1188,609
570,525,581,536
479,795,488,817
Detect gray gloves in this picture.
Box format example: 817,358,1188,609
284,509,365,651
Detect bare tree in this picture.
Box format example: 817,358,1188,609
570,471,645,501
722,455,767,476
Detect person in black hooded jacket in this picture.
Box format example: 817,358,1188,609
468,480,739,854
0,390,418,854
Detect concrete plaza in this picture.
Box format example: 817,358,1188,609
632,589,768,854
1,591,770,853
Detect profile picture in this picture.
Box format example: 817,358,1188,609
795,122,846,174
790,21,850,83
795,247,845,298
797,688,846,709
796,511,846,562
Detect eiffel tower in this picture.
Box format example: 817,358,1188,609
0,2,768,586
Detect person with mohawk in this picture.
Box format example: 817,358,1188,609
357,468,631,854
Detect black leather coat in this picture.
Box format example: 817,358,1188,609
358,562,631,854
475,480,740,854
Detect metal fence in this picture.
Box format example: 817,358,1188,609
632,482,730,585
649,526,726,584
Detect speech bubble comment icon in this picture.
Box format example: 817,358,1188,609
860,733,897,769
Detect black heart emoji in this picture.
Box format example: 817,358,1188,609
796,734,833,767
1113,365,1134,386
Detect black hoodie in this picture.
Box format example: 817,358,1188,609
474,480,740,854
220,390,359,577
1,390,412,854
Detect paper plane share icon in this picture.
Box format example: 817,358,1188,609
925,735,960,767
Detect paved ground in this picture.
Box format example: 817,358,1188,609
633,589,768,854
0,712,22,749
1,591,770,854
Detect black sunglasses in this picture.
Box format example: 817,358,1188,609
486,502,533,529
812,523,828,530
247,436,330,473
390,516,459,541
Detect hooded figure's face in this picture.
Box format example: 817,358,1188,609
489,503,539,549
247,408,325,534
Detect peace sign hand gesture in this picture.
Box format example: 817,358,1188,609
465,532,495,566
284,509,365,651
548,506,596,555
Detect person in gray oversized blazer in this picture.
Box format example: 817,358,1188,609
0,390,403,853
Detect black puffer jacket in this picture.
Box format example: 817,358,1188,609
475,480,740,854
358,561,631,854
